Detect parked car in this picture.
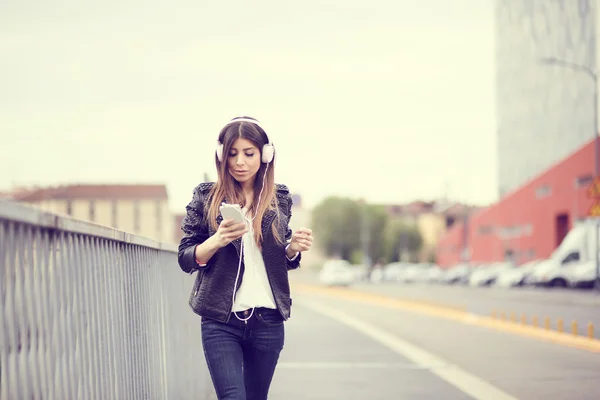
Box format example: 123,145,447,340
397,263,434,283
423,264,444,283
494,260,540,288
440,264,472,284
382,262,405,282
318,259,355,286
468,262,514,286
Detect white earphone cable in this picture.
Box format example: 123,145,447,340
232,163,270,322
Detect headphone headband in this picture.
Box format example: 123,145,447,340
216,117,275,163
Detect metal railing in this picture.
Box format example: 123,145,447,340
0,200,212,400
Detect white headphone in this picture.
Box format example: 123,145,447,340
216,117,275,164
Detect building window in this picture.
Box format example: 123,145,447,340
535,185,551,198
66,200,73,216
575,174,593,188
89,200,95,222
134,200,140,233
478,225,494,236
497,224,533,240
111,200,118,228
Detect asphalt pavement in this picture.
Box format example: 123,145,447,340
349,281,600,339
266,272,600,399
269,300,475,400
291,270,600,339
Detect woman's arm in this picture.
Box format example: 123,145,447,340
278,185,302,270
192,235,221,267
178,185,211,273
178,183,248,272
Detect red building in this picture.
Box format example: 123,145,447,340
436,139,596,267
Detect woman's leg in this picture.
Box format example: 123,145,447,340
202,318,246,400
243,309,285,400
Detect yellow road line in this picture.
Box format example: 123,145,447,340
293,283,600,353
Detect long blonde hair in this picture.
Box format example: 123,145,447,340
206,118,282,246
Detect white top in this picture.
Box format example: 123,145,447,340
231,208,297,312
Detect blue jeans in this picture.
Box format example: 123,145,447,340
201,307,285,400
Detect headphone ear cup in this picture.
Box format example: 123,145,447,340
262,144,274,163
216,142,223,162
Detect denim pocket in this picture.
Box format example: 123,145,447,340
256,310,284,327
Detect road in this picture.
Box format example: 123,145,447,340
291,270,600,339
266,272,600,399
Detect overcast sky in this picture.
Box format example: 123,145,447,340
1,0,497,212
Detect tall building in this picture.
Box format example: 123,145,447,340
495,0,597,198
12,184,174,243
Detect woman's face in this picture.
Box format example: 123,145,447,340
227,138,261,184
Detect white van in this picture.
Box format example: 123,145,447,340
529,219,600,288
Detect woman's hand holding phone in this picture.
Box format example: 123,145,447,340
214,218,248,248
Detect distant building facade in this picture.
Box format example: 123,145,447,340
437,139,595,267
13,184,174,243
382,200,482,263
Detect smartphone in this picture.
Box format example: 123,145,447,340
220,204,246,224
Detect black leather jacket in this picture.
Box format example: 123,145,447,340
178,182,301,322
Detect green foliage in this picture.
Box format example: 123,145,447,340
427,251,437,264
383,220,423,262
364,204,388,263
350,249,364,265
311,196,424,264
311,196,362,260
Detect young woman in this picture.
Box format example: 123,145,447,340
178,116,313,400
